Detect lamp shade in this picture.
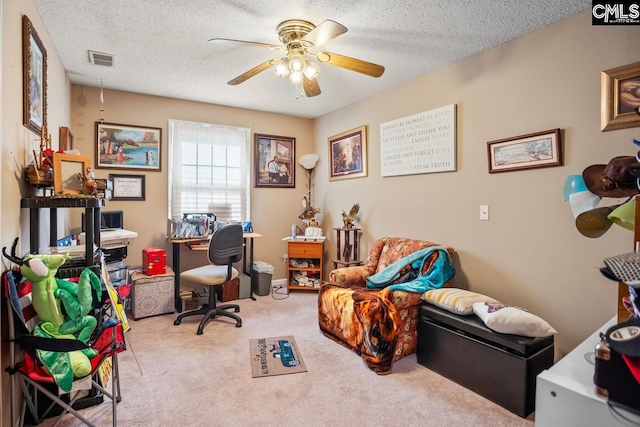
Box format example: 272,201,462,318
575,206,615,238
303,61,320,79
608,199,635,231
274,60,290,78
298,153,319,170
563,175,588,201
569,191,601,218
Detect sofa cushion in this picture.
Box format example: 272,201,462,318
419,304,554,356
422,288,500,315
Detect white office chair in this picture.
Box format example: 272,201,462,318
173,223,243,335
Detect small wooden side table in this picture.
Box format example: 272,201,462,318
332,227,363,269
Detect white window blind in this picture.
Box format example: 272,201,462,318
168,119,250,222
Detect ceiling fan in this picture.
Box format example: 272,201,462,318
209,19,385,98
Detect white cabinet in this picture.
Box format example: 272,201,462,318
535,317,640,426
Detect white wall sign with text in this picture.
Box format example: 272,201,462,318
380,104,456,177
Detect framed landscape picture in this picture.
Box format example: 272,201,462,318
96,122,162,171
487,128,562,173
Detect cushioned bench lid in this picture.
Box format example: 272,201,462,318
419,303,554,356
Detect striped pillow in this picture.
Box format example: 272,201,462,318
422,288,500,315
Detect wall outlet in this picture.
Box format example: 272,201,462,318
480,205,490,221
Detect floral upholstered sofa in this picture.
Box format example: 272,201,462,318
318,237,455,374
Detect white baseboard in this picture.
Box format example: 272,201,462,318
271,278,287,288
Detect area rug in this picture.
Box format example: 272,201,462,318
249,335,308,378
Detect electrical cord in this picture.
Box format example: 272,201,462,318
271,283,289,300
607,401,640,426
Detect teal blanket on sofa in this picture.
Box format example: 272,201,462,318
366,246,454,293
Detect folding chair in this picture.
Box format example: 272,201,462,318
3,269,126,427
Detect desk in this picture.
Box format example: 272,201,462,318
170,232,262,312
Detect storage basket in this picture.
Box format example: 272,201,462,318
131,267,175,319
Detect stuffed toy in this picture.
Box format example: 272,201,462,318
3,239,103,392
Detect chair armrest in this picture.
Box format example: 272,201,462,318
329,265,374,288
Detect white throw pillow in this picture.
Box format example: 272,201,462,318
472,302,557,337
422,288,500,315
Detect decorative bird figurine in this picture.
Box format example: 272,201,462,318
342,203,360,228
78,167,98,195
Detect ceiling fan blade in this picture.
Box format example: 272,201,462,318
316,51,384,78
302,20,347,48
227,59,276,85
209,38,283,51
303,76,321,97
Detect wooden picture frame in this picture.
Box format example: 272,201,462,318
487,128,562,174
53,153,90,195
601,61,640,131
96,122,162,171
110,174,146,201
22,15,47,136
329,125,368,181
254,134,295,188
59,126,73,151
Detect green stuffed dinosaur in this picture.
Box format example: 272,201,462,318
3,239,103,392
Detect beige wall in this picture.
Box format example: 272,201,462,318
69,86,314,278
314,10,640,357
2,0,72,425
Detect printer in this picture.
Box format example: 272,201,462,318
78,210,137,287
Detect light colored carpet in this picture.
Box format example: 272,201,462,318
37,292,535,426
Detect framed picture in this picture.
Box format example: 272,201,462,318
601,61,640,131
329,125,368,181
52,153,90,195
254,134,295,188
487,128,562,174
59,126,73,151
22,15,47,136
109,174,146,201
96,122,162,171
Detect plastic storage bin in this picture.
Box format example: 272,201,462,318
252,261,274,296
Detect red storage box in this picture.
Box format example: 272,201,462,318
143,247,166,276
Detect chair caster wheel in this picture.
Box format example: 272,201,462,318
236,322,242,328
234,307,240,313
197,329,204,335
174,320,181,325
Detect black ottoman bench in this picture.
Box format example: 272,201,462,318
416,303,554,417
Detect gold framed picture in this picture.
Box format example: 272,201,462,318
601,61,640,131
329,125,367,181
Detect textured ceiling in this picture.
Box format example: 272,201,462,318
33,0,591,119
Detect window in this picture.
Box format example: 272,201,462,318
168,119,250,222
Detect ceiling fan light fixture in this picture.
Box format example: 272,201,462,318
274,60,290,78
289,70,303,84
289,53,306,73
303,60,320,79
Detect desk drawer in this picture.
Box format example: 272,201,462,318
288,241,322,258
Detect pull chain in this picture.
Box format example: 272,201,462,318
99,79,105,123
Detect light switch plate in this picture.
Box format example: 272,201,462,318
480,205,490,220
